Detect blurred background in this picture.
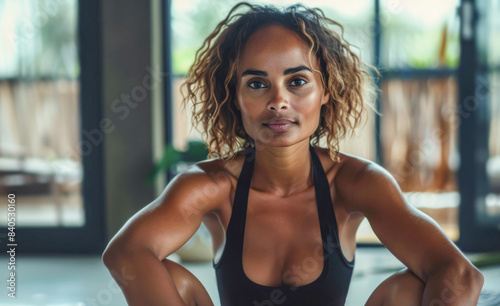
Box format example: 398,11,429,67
0,0,499,305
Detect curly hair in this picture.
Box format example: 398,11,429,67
182,2,379,162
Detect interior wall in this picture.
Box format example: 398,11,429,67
102,0,156,239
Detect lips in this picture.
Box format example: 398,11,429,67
265,118,295,125
263,118,297,132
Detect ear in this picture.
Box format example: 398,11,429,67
321,90,330,106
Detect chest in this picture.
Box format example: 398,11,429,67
242,190,326,286
208,184,351,287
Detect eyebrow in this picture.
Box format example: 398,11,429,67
241,65,312,78
241,69,268,77
284,66,312,75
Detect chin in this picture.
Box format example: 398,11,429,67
247,125,316,148
252,135,312,148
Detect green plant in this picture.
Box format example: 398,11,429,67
146,141,208,186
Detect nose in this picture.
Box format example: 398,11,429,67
267,88,289,111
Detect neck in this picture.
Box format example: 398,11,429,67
251,140,313,197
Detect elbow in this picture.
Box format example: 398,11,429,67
102,241,125,269
102,240,154,269
101,249,114,268
465,264,484,300
460,260,484,288
449,260,484,294
469,264,484,291
428,259,484,292
101,246,115,268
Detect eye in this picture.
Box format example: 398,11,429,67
290,78,307,87
248,81,267,89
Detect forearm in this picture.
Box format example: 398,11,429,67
103,247,186,306
422,264,484,306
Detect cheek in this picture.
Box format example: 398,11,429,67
237,91,264,122
238,102,255,123
237,102,258,135
295,93,323,120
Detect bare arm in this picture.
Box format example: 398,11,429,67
102,164,230,306
337,160,484,305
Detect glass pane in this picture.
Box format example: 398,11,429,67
171,0,375,154
480,0,500,222
0,0,83,227
380,0,460,69
482,0,500,67
172,0,374,75
355,1,463,243
356,76,460,243
486,71,500,221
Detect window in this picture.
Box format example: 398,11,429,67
0,0,83,227
168,0,500,247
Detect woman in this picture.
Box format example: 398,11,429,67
102,2,484,305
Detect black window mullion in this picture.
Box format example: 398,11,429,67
456,0,500,252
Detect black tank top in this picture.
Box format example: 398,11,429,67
213,145,354,306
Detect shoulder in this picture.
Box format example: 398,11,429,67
335,151,389,188
164,160,230,214
313,146,374,184
192,150,248,183
316,148,398,215
169,151,248,212
313,147,370,177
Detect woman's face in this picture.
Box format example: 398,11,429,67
236,24,329,148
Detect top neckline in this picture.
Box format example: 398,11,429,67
237,145,329,289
